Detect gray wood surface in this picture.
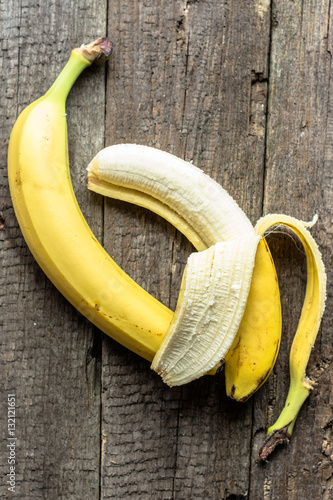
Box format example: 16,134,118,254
1,1,332,499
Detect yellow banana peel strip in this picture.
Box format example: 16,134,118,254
254,214,327,461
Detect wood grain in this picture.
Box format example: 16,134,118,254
250,1,333,498
0,1,107,498
102,1,270,498
0,0,331,499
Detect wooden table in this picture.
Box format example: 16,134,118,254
1,1,332,498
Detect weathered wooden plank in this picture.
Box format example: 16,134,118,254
249,0,333,498
102,0,271,498
101,3,188,497
0,1,107,498
172,2,271,498
1,0,331,498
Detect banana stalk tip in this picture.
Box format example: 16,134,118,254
76,37,113,65
258,424,291,462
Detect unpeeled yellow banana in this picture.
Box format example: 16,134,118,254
8,39,173,362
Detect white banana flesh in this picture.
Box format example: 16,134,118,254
87,144,255,247
88,144,260,385
151,235,261,386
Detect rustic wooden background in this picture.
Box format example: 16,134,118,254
1,0,332,498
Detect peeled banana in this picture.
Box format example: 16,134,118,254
88,144,282,392
88,144,326,455
8,39,326,460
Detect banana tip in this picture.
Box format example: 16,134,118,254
259,424,291,461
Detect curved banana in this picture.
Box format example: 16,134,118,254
8,39,326,458
88,144,282,390
9,39,275,386
7,39,174,362
9,38,274,388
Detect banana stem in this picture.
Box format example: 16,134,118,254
45,53,91,101
45,37,112,101
259,381,311,461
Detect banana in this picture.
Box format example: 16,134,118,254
7,39,174,362
10,39,268,385
87,144,282,391
8,39,326,458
